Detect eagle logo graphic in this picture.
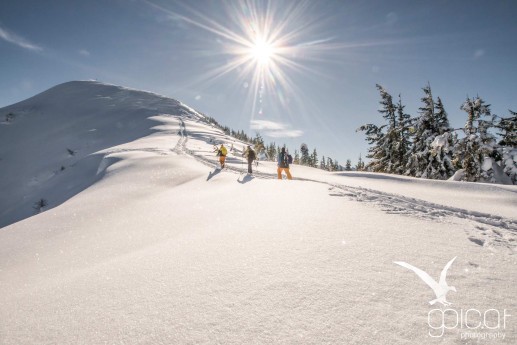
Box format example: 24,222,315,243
394,257,457,306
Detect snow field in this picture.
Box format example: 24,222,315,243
1,81,516,344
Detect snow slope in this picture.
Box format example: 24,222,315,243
0,81,203,228
1,81,516,344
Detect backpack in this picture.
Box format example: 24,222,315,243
287,154,293,164
281,153,289,167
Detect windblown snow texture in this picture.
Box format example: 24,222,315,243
1,81,516,344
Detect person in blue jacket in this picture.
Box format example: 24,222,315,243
277,147,292,180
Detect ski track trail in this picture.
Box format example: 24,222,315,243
172,117,188,155
326,184,517,253
168,116,516,253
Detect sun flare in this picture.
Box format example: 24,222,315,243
250,38,275,65
146,1,342,120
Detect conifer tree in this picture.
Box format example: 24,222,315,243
496,110,517,184
356,154,365,171
357,84,403,173
345,159,352,171
454,96,496,182
375,84,399,173
407,84,453,179
320,156,326,170
434,97,450,134
429,97,455,179
334,160,340,171
496,110,517,147
394,95,412,175
327,157,333,171
356,85,399,172
253,133,265,153
357,123,385,172
267,142,277,161
300,143,310,166
406,84,436,177
310,148,318,168
293,149,300,164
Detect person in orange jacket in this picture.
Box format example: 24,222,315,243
277,147,292,180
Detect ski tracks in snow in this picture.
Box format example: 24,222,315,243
327,184,517,253
172,118,188,154
175,117,516,253
173,117,276,177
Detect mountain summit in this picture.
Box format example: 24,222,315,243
0,81,203,227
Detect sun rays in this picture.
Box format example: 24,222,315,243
145,0,348,131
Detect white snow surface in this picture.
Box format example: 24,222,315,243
1,81,516,344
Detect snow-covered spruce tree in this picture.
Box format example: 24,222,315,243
310,148,318,168
357,123,385,172
300,143,310,166
406,84,436,177
429,97,457,180
327,157,333,171
345,159,352,171
356,154,365,171
357,85,401,173
394,95,412,175
406,84,453,179
375,84,399,173
293,149,300,164
334,160,340,171
453,96,497,182
496,110,517,184
269,143,274,161
434,97,451,135
499,146,517,184
320,156,326,170
253,133,265,154
497,110,517,147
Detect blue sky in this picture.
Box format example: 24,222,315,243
1,0,516,165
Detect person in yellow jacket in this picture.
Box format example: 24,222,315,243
215,144,228,169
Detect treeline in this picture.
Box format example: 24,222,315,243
357,84,517,184
202,115,344,171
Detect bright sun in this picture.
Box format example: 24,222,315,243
250,38,275,65
146,0,343,121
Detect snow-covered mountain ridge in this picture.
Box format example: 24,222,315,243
0,81,516,344
1,81,515,229
0,81,203,228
